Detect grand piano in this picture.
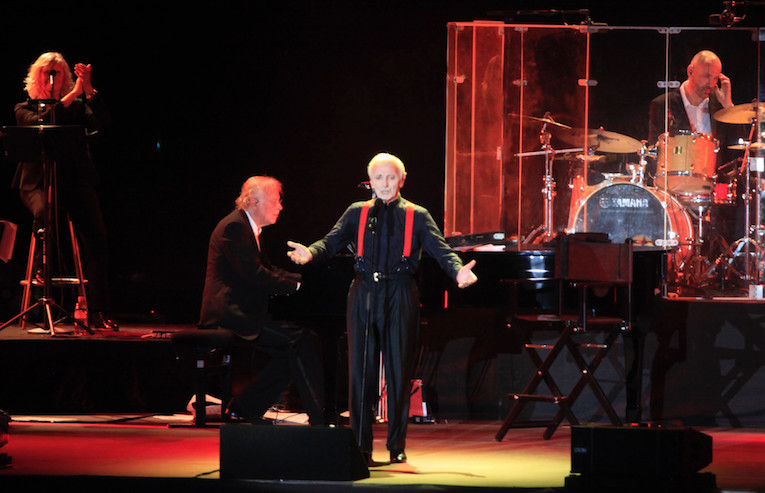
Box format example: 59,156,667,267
269,237,667,423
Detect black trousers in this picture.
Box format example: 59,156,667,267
235,322,325,425
347,276,419,453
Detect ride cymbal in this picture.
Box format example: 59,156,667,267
509,113,572,129
714,102,765,124
555,127,642,153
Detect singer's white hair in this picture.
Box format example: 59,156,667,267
367,153,407,178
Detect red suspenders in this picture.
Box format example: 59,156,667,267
402,201,415,257
356,199,374,257
356,199,414,258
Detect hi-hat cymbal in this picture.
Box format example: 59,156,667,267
714,102,765,124
509,113,572,129
555,127,642,153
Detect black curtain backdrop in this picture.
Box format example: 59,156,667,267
0,1,756,322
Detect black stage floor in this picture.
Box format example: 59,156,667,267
0,306,763,492
0,416,762,493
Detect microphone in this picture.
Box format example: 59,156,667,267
367,198,384,231
48,70,57,100
358,181,371,190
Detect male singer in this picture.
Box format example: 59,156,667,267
287,153,477,465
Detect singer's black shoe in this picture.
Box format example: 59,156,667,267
89,312,119,331
390,449,407,463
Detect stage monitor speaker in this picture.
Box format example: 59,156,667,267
220,425,370,481
570,425,713,475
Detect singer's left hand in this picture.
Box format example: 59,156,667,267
74,63,94,95
456,259,477,289
287,241,312,265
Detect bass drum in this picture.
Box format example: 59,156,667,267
568,182,693,267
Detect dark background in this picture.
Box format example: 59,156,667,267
0,1,760,323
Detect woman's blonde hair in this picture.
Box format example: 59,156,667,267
24,52,75,99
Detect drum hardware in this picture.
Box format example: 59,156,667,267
625,140,653,187
517,113,582,245
676,204,717,290
626,164,645,186
601,172,627,182
705,103,765,295
701,234,765,293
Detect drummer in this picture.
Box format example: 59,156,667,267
648,50,734,143
648,50,745,247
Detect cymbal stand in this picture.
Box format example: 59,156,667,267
707,120,765,295
629,140,653,186
680,202,715,289
524,117,558,245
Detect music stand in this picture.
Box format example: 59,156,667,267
0,124,94,335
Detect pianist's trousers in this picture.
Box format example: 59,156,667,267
235,322,325,425
347,276,420,453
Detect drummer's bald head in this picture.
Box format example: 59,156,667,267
689,50,722,71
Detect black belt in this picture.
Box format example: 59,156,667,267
357,272,413,282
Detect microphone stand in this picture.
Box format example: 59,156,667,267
358,198,380,451
0,99,93,335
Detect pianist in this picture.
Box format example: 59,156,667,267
199,176,326,426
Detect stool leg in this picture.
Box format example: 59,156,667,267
221,353,232,421
20,233,37,330
195,357,207,426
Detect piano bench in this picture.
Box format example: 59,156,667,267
171,328,237,427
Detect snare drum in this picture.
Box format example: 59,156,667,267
568,182,693,267
656,131,719,201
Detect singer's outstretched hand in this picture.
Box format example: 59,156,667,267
287,241,312,265
456,259,478,289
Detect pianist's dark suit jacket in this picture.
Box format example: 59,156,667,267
198,209,300,338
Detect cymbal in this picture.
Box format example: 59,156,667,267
728,142,765,151
553,152,606,163
509,113,572,129
515,147,583,157
714,102,765,124
555,127,643,153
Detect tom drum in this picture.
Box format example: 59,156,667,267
655,131,719,201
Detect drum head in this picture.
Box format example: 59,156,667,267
570,183,687,246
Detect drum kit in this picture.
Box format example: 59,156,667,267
519,101,765,296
